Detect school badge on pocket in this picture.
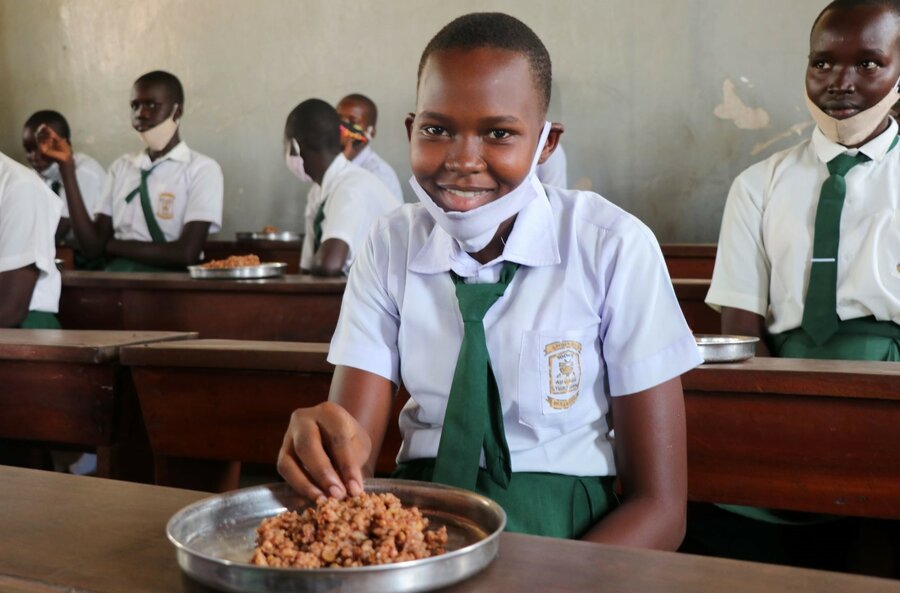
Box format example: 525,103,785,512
156,192,176,220
542,340,582,413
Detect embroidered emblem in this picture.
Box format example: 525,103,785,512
156,192,176,220
544,340,582,410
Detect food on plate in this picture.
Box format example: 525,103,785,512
262,225,280,233
250,492,448,568
199,254,261,269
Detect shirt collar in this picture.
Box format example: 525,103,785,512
129,141,191,168
409,183,561,276
351,145,373,167
811,117,899,164
319,153,350,196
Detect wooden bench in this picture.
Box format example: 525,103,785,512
683,357,900,519
0,329,196,481
662,243,717,279
59,271,346,341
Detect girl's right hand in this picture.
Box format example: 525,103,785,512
36,124,74,164
276,401,371,501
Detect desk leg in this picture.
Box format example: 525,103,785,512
96,368,154,483
155,456,241,492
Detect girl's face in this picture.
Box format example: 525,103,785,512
407,47,559,213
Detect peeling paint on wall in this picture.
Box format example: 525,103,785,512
751,121,814,155
714,79,770,130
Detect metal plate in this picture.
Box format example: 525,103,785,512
188,262,287,280
236,232,302,242
167,479,505,593
694,334,759,363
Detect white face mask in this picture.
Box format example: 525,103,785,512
40,161,60,181
139,103,180,152
285,138,313,182
409,121,552,253
805,77,900,146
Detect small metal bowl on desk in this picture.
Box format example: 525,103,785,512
236,231,302,242
187,262,287,280
694,334,760,363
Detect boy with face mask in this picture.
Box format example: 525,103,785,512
36,71,223,272
707,0,900,361
336,94,404,200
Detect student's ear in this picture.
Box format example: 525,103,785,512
173,103,183,122
537,122,564,165
405,113,415,142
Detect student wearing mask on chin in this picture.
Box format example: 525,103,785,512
285,99,402,277
36,70,223,272
336,93,404,200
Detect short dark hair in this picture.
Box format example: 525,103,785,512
417,12,552,113
24,110,71,140
812,0,900,35
134,70,185,105
285,99,343,152
339,93,378,126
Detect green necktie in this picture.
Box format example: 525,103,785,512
123,162,166,243
433,261,519,490
800,149,876,345
312,199,326,252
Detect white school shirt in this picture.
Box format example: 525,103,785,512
352,146,403,200
536,143,568,188
706,119,900,332
300,154,402,274
96,142,223,241
0,152,61,313
39,152,106,221
329,184,702,476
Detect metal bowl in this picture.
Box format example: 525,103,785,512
167,479,506,593
188,262,287,280
236,232,302,242
694,334,759,363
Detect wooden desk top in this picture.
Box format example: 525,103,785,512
62,271,346,294
120,339,331,372
0,330,198,363
1,466,898,593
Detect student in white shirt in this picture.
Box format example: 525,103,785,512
536,142,567,187
36,71,223,272
0,151,61,328
22,110,106,267
276,13,701,548
707,0,900,362
336,93,404,200
284,99,402,276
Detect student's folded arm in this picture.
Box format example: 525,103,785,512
0,265,40,327
55,218,72,244
60,163,113,259
581,377,687,551
105,220,211,268
277,365,395,501
721,307,771,356
310,238,350,276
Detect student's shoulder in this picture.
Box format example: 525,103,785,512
73,152,106,176
732,136,813,191
340,162,396,199
183,145,223,174
0,152,48,192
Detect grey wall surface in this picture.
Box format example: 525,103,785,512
0,0,823,242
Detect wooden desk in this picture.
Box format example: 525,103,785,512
662,243,717,279
202,239,304,275
2,466,898,593
673,278,720,333
684,357,900,519
59,271,346,341
0,329,196,480
120,339,405,490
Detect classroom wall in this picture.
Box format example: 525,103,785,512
0,0,823,242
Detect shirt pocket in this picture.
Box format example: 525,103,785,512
517,325,601,433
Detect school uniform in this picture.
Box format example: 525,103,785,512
0,151,62,328
350,145,403,200
707,119,900,360
329,183,703,537
300,154,402,274
536,144,567,188
96,141,223,271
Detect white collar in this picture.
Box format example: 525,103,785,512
409,184,561,276
129,141,191,168
318,153,351,196
351,145,373,167
811,117,899,163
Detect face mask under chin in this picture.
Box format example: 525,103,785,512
805,79,900,146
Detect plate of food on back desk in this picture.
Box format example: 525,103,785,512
236,226,302,242
694,334,760,363
167,479,505,593
188,255,288,280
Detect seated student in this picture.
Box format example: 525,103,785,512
277,13,702,548
284,99,402,277
336,93,404,200
36,71,223,272
0,151,62,328
707,0,900,362
22,110,106,268
536,142,568,187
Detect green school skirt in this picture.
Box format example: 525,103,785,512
393,458,618,539
770,317,900,361
104,258,176,273
19,311,61,329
